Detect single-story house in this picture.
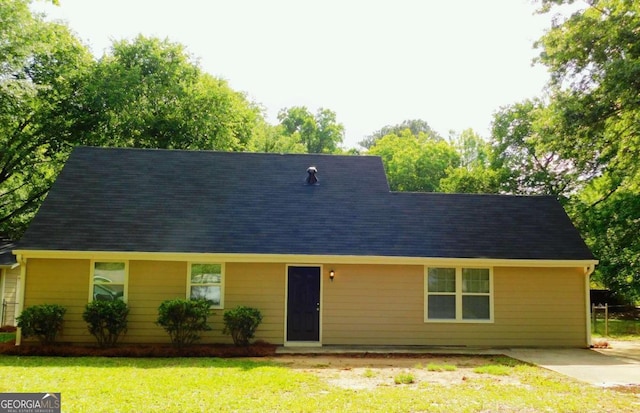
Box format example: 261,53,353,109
13,146,597,347
1,239,20,326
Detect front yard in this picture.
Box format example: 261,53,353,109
1,354,638,412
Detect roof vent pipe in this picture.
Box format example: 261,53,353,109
305,166,319,185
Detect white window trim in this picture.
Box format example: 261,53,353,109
187,262,225,309
424,266,494,323
89,260,129,303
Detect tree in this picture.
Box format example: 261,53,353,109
0,0,93,238
535,0,640,195
490,100,581,199
1,18,265,237
535,0,640,299
247,122,306,154
570,175,640,301
368,129,459,192
359,119,442,149
439,129,504,194
277,106,344,153
79,36,261,151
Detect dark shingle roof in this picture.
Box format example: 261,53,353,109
0,239,17,266
18,146,594,261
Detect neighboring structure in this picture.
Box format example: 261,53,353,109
0,239,19,326
13,147,597,347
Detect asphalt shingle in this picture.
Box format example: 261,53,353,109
18,147,594,261
0,239,16,266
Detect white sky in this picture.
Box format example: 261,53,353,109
33,0,556,148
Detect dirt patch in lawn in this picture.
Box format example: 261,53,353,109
261,354,527,390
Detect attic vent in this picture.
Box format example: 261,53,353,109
305,166,319,185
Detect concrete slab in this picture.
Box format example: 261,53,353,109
276,345,502,356
594,340,640,362
504,347,640,387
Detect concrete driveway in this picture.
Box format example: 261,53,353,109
505,340,640,387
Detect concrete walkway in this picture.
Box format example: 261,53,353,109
505,344,640,387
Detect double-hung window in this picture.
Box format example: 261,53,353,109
425,267,492,322
90,261,127,302
188,263,224,309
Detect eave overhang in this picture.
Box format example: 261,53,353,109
13,249,599,269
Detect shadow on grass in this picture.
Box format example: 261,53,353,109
0,341,277,368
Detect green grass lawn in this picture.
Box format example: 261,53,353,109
0,356,638,412
592,318,640,339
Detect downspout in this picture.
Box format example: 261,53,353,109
584,263,596,348
0,267,5,326
15,254,26,346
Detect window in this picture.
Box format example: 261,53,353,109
91,261,127,302
188,263,224,308
425,267,492,322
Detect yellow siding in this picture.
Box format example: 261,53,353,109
123,261,186,343
21,258,587,347
124,261,285,344
24,259,91,342
22,259,286,345
322,264,587,347
204,263,285,344
1,267,20,326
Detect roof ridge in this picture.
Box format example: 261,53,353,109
75,145,376,159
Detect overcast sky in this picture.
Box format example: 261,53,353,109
33,0,559,148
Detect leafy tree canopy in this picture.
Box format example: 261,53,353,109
1,4,263,238
532,0,640,299
368,129,459,192
536,0,640,192
276,106,344,154
359,119,442,149
490,99,584,199
439,129,504,194
80,35,261,151
0,0,92,238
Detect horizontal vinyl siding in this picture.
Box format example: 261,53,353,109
125,262,285,344
2,267,20,326
21,258,587,347
123,261,186,343
22,259,287,345
322,264,587,347
323,264,426,345
492,266,587,346
23,259,91,343
219,263,285,344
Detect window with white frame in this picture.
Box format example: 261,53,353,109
425,267,492,322
91,261,127,302
188,263,224,308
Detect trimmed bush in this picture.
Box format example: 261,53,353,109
83,299,129,347
16,304,66,345
223,306,263,346
157,299,212,347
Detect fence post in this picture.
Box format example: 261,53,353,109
591,303,594,333
604,303,608,337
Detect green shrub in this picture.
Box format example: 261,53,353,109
157,299,212,347
16,304,66,345
83,299,129,347
223,306,263,346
